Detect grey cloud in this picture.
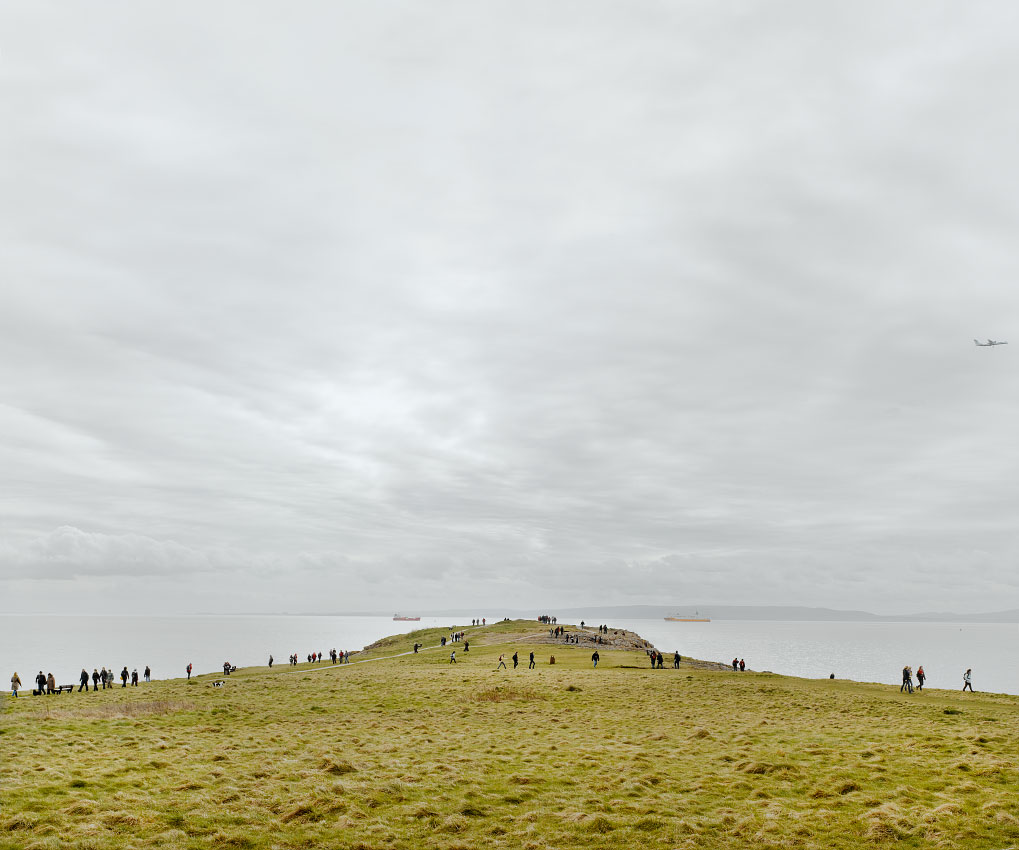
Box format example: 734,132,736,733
0,526,215,579
2,3,1019,614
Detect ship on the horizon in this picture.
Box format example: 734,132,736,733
393,614,421,621
664,611,710,622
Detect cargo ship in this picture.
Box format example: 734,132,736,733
664,613,710,622
393,614,421,621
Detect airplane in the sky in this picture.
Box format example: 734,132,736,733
974,339,1008,346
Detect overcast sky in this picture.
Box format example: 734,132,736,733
3,3,1019,615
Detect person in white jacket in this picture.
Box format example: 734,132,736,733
962,669,974,692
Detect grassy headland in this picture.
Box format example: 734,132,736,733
3,619,1018,849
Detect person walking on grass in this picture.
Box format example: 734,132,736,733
46,673,56,694
92,668,99,691
79,668,89,692
186,663,192,680
900,665,913,694
592,650,600,668
36,671,46,695
963,669,974,692
673,651,681,669
11,672,21,697
512,652,518,669
121,667,129,687
916,666,925,691
131,669,139,686
269,655,274,668
497,654,507,670
528,651,535,670
449,650,456,664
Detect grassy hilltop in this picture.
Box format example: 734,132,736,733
3,619,1018,849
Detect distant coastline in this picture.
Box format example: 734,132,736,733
9,605,1019,623
306,604,1019,624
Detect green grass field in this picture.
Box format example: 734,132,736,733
3,620,1018,849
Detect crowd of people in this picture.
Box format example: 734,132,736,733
6,617,981,699
286,649,350,666
10,665,152,697
900,665,974,693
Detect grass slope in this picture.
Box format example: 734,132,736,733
3,620,1018,849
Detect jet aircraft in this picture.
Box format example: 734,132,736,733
974,339,1008,346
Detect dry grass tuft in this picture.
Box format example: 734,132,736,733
472,686,544,703
320,757,356,775
32,699,195,720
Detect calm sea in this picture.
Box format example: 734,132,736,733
615,618,1019,695
2,614,1017,696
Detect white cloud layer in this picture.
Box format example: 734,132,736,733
2,3,1019,613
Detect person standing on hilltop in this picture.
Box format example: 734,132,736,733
963,669,974,692
11,672,21,697
46,672,56,694
35,671,46,694
79,668,89,692
673,651,681,669
120,667,129,687
916,666,925,691
268,655,274,668
92,668,100,691
186,663,192,680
